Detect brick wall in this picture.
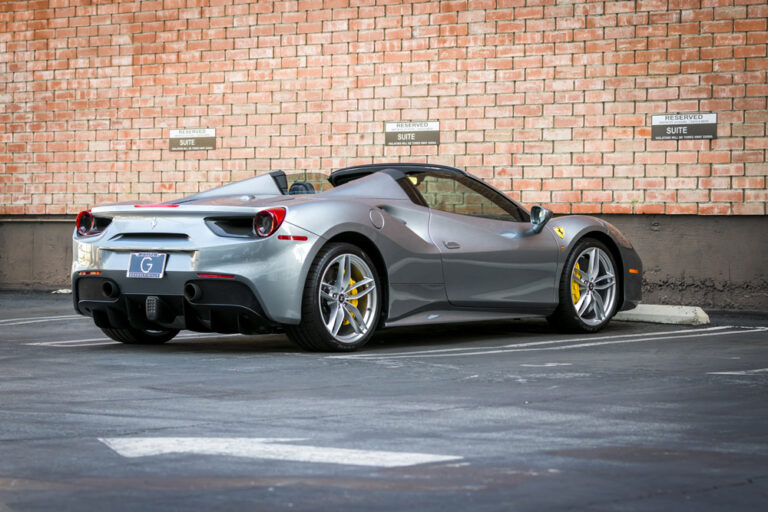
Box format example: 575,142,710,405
1,0,766,215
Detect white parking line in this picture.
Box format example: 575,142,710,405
521,363,573,368
100,437,463,468
708,368,768,376
0,315,83,327
27,337,114,346
25,332,244,347
332,326,734,360
330,326,766,361
330,326,734,360
58,342,120,347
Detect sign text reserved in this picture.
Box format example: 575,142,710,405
169,128,216,151
651,114,717,140
385,122,440,146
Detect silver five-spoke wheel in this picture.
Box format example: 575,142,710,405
286,242,381,351
318,253,378,345
570,246,617,327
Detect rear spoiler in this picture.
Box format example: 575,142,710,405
90,204,272,218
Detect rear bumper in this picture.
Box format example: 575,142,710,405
71,221,322,324
73,274,279,334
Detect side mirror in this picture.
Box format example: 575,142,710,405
525,205,553,236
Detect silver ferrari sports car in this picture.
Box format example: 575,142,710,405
72,163,642,351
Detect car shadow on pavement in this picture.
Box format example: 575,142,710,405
367,318,641,351
107,318,643,355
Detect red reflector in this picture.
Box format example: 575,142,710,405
277,235,308,241
197,273,235,279
134,204,179,208
79,271,102,276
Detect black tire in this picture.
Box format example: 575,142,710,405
548,238,619,333
101,327,179,344
286,242,381,352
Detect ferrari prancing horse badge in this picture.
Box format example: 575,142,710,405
554,226,565,239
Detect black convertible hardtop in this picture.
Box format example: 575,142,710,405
328,163,468,187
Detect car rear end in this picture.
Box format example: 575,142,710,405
72,202,319,336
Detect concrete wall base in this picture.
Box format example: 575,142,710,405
599,214,767,312
0,216,73,290
1,214,766,311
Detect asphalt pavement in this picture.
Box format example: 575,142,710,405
1,290,767,511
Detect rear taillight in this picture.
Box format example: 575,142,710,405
204,208,287,238
75,210,110,237
253,208,286,238
76,210,94,236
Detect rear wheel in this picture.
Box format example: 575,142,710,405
286,243,381,352
548,239,619,333
101,327,179,344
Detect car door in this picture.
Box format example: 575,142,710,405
413,172,560,311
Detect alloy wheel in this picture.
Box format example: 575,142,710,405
318,253,378,344
570,247,617,326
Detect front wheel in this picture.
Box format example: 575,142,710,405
101,327,179,344
548,239,619,333
286,243,381,352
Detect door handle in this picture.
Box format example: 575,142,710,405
443,241,461,249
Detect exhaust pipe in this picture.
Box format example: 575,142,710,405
184,283,202,302
101,281,120,299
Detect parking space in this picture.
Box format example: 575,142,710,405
1,291,767,511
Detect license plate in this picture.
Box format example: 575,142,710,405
127,252,168,279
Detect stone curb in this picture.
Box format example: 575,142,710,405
614,304,710,325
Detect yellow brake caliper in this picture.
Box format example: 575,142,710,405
342,278,359,325
571,262,581,304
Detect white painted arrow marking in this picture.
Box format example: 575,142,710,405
99,437,462,468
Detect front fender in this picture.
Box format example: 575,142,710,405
547,215,642,311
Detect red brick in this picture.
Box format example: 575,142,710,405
617,63,648,75
634,203,666,214
734,14,765,29
669,22,700,35
698,203,732,214
747,32,768,44
733,203,766,214
715,6,747,20
681,9,712,23
666,203,698,214
603,204,632,214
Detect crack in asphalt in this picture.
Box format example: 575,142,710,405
579,474,768,509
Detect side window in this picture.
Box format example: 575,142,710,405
410,172,526,222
